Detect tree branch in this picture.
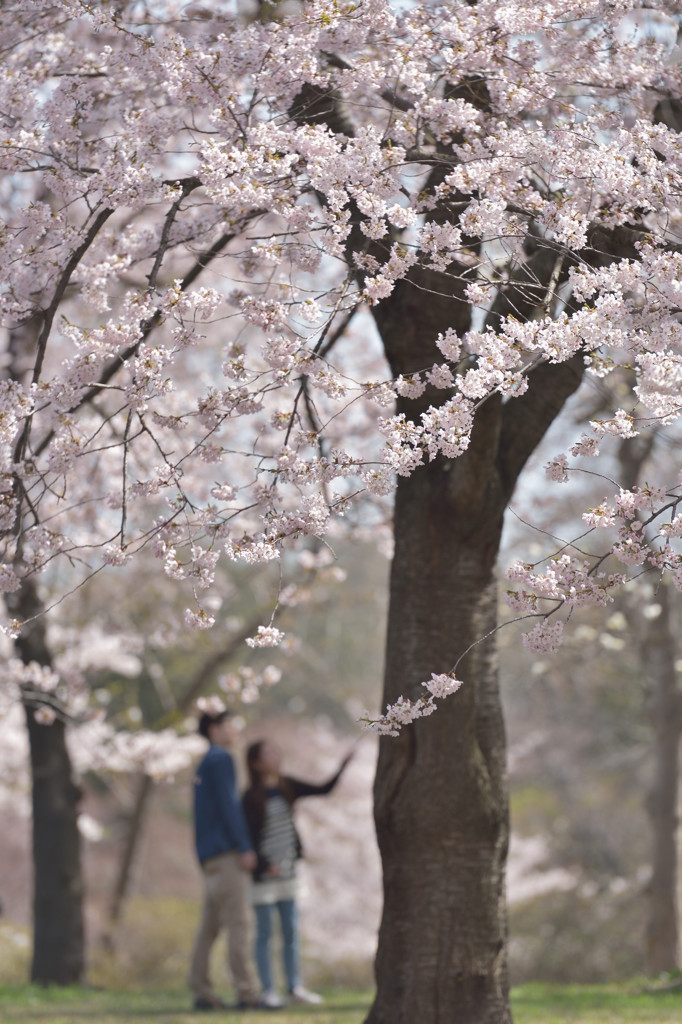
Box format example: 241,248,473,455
31,219,256,460
13,206,113,467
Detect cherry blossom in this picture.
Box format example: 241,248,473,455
245,625,286,649
1,0,682,729
361,673,464,736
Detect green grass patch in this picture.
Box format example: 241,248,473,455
0,981,680,1023
511,981,682,1022
0,986,371,1024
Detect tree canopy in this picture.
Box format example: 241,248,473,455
2,0,682,719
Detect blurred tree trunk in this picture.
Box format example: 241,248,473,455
618,433,681,974
8,580,84,985
6,315,84,985
101,772,154,952
678,763,682,968
640,49,682,979
644,579,681,974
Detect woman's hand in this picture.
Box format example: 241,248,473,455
340,740,359,771
240,851,257,872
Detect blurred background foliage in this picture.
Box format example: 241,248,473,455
1,522,680,990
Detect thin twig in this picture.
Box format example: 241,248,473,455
120,410,133,547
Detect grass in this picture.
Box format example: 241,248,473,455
0,981,680,1023
511,981,682,1022
0,986,370,1024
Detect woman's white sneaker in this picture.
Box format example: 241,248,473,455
289,986,323,1005
260,989,284,1009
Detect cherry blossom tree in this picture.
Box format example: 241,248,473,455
3,0,682,1019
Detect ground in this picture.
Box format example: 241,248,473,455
1,983,681,1024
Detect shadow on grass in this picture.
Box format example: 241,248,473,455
0,988,373,1022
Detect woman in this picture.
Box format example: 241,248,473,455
242,739,353,1009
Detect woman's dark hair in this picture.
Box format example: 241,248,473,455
246,740,293,803
246,740,268,789
198,709,230,739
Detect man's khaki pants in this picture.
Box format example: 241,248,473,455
188,852,259,1003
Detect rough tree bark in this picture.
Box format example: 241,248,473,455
370,425,511,1023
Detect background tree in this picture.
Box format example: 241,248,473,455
500,380,682,979
616,423,681,974
5,302,85,982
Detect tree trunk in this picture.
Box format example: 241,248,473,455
5,295,84,984
645,579,681,974
24,708,85,984
367,446,510,1024
617,434,681,974
8,579,84,985
363,240,584,1021
101,772,154,952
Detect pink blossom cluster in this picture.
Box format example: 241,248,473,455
362,673,463,736
69,716,205,780
245,625,286,649
506,556,627,628
522,619,564,655
216,664,282,705
0,688,204,787
2,0,682,727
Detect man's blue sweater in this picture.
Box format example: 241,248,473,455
193,743,252,863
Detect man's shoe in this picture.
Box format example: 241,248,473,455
289,985,324,1005
193,995,226,1011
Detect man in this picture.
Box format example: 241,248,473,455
188,709,262,1011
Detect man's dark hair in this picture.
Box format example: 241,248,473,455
198,709,231,739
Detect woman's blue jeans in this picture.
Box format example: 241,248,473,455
254,899,299,992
